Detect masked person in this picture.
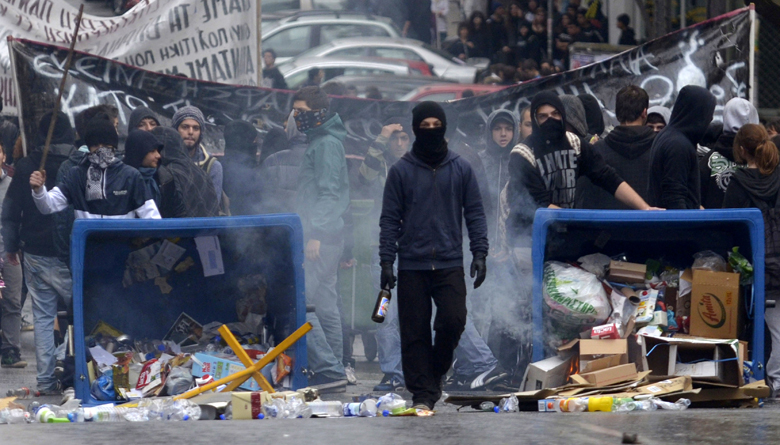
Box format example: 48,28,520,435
294,86,350,392
647,86,716,209
171,106,223,207
124,129,164,209
379,101,489,411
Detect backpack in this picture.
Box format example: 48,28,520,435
747,191,780,301
202,154,231,216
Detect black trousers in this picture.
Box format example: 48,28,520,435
397,267,467,407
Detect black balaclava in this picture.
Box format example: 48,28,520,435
411,101,448,167
527,91,567,148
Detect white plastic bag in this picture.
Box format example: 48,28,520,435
543,261,612,331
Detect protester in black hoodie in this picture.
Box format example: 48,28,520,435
576,85,656,209
379,101,488,411
128,106,160,132
507,91,654,237
578,94,606,140
221,120,260,215
722,124,780,398
124,129,164,209
699,98,759,209
647,85,716,209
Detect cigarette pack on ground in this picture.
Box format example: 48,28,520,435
232,391,272,420
608,261,647,283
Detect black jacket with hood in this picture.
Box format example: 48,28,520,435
478,109,519,241
699,133,739,209
575,125,655,209
128,106,160,132
507,91,623,216
647,86,716,209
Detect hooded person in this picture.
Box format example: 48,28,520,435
647,85,716,209
576,85,656,209
559,94,589,140
506,91,654,238
478,109,519,245
646,105,671,133
578,93,606,139
124,129,164,208
128,106,160,132
221,120,261,216
150,127,220,218
1,111,75,384
171,106,223,206
699,98,759,209
259,111,307,214
379,101,489,410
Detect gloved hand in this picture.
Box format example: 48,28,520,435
470,253,487,289
380,262,396,290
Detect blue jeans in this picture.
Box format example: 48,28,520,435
24,253,72,392
305,240,346,379
0,251,23,354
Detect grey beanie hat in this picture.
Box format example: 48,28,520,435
171,105,206,131
559,94,588,137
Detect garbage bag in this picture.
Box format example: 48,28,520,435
543,261,611,331
692,250,727,272
161,367,193,396
91,373,116,401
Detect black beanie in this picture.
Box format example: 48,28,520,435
84,114,119,149
37,111,75,146
412,101,447,131
125,129,163,168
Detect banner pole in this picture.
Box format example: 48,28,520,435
547,0,553,61
257,0,263,87
7,37,27,158
39,4,84,172
748,3,756,107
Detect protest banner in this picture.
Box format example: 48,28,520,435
9,7,752,156
0,0,257,114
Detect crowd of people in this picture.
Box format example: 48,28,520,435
1,77,779,406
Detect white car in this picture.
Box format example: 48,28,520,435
262,12,401,64
293,37,479,83
279,57,414,89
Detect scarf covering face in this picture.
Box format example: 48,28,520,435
294,108,329,132
86,146,119,201
138,166,161,206
411,101,449,167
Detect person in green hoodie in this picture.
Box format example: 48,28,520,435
293,86,350,392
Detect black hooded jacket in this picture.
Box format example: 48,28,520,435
723,167,780,210
478,109,519,241
507,91,623,214
575,125,655,209
128,106,160,132
699,133,742,209
647,86,716,209
578,94,606,136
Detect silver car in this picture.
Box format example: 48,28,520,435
262,12,401,63
293,37,479,83
279,57,414,89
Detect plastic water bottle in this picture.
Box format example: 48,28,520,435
498,395,518,413
479,401,496,412
653,398,691,411
262,398,290,419
0,408,28,424
553,398,588,413
343,400,377,417
306,400,344,417
6,387,40,399
377,393,406,413
160,399,201,421
83,405,127,422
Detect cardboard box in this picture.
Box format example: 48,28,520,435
635,376,693,396
576,363,638,386
608,261,647,284
192,353,262,392
521,356,572,391
640,336,743,387
232,391,271,420
690,270,741,339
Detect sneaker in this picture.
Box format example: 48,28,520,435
344,365,357,385
61,387,76,405
20,316,33,332
308,374,348,394
373,375,405,392
1,350,27,368
411,402,433,411
446,366,509,391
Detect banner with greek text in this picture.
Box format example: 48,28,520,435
9,7,751,156
0,0,256,114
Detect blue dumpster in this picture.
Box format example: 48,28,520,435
531,209,765,379
70,215,308,406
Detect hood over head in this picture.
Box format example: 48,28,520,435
124,129,163,169
605,125,656,160
559,94,588,137
128,106,160,132
411,101,448,167
485,109,519,154
667,85,716,144
527,91,567,146
224,120,259,159
723,97,759,134
733,167,780,201
578,94,605,135
647,106,671,125
37,111,75,147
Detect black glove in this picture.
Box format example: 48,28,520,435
470,253,487,289
380,261,396,290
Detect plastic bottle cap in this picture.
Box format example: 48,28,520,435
382,410,389,417
183,415,190,421
493,406,499,413
219,414,226,420
157,344,166,351
68,413,75,422
258,413,265,419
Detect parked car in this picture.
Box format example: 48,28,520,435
322,75,457,100
294,37,480,83
262,11,401,63
263,0,348,13
279,57,416,89
401,84,506,102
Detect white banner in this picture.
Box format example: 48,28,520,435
0,0,257,114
